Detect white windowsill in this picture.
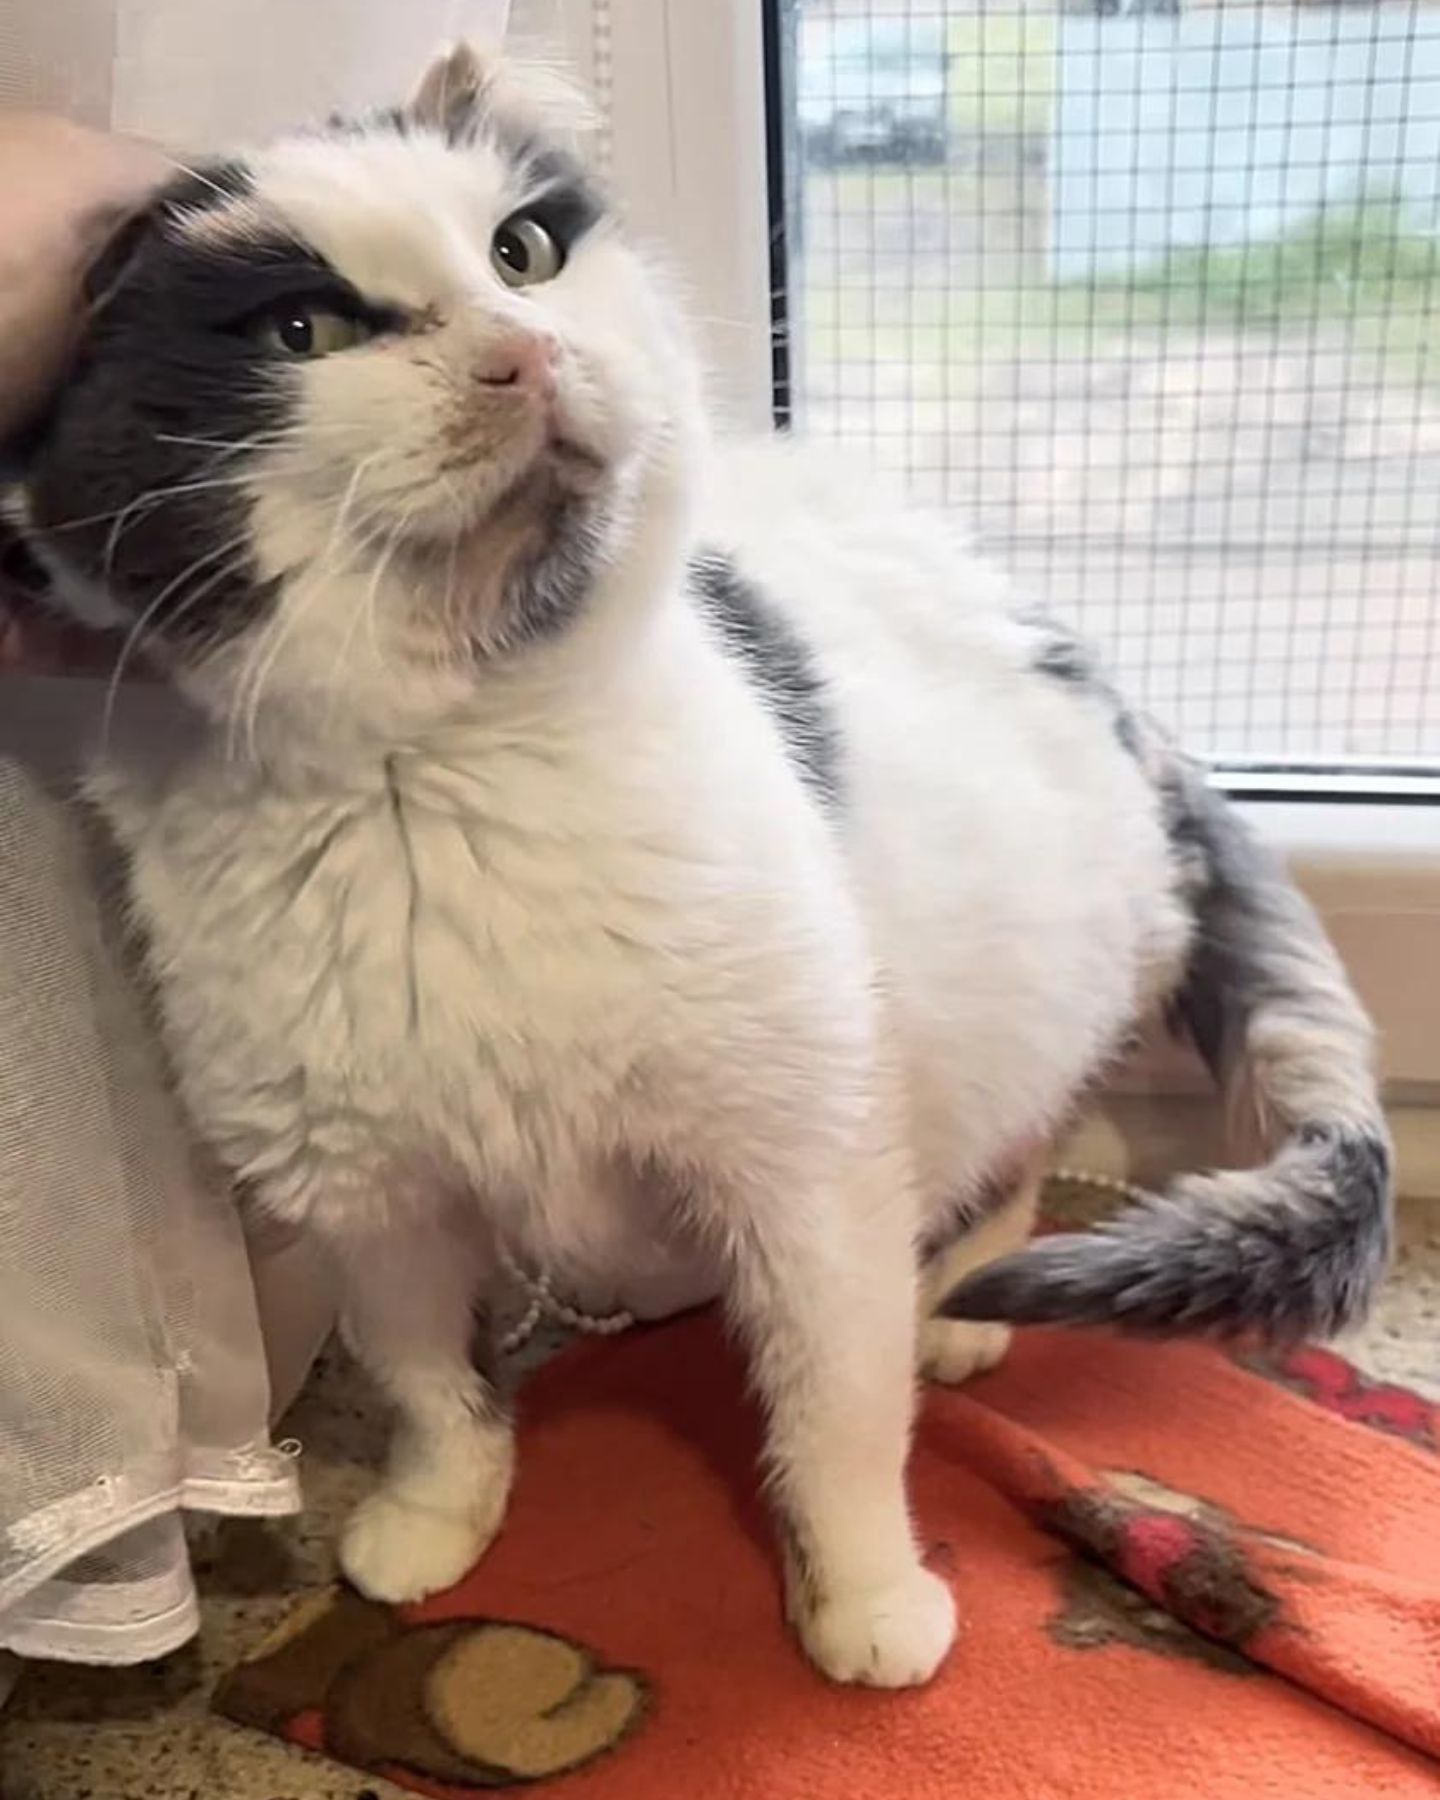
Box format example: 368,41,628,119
1235,797,1440,873
1236,800,1439,1096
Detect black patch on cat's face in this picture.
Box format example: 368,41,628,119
22,165,362,659
690,550,841,805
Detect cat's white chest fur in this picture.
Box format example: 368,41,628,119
99,607,873,1308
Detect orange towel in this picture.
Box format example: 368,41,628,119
218,1316,1440,1798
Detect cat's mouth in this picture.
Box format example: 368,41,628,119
402,427,606,556
429,407,612,527
539,427,610,493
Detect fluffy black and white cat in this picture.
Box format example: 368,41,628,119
19,47,1390,1687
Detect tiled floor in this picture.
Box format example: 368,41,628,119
4,1191,1438,1800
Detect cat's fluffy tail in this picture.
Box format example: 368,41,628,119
942,755,1393,1343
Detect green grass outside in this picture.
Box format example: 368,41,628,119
801,199,1440,386
1086,199,1440,376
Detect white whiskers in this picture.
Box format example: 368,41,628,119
223,457,393,765
99,530,256,754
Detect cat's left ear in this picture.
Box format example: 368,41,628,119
407,42,491,140
407,42,595,144
82,203,159,314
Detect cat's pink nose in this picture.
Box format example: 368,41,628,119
474,333,561,394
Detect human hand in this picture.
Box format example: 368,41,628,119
0,114,169,447
0,116,167,672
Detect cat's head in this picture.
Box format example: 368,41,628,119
24,46,702,744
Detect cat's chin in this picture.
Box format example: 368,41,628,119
405,446,604,559
390,451,609,653
433,431,612,539
537,431,611,499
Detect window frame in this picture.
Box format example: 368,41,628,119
529,0,1440,1157
512,0,775,428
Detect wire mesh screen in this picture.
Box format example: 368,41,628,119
774,0,1440,765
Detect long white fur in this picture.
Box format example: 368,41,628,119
90,72,1194,1688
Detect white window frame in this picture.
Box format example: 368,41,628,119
511,0,774,427
514,0,1440,1193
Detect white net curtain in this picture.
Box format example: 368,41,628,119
0,760,299,1663
0,0,510,1667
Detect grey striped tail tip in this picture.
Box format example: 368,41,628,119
940,1120,1393,1344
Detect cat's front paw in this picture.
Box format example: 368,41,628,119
796,1565,956,1688
339,1489,502,1604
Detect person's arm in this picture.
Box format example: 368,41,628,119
0,116,168,670
0,114,168,447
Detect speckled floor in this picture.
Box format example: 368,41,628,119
4,1189,1438,1800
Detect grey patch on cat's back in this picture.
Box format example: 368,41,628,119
690,550,841,805
1020,609,1141,761
1030,628,1095,687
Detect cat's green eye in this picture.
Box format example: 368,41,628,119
491,213,565,289
255,304,373,358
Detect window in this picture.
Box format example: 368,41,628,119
766,0,1440,775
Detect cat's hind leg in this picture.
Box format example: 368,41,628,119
919,1155,1044,1384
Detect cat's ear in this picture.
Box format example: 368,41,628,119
81,201,159,315
407,42,596,144
407,41,491,140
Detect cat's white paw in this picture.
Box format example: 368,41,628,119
798,1565,956,1688
920,1318,1012,1385
339,1489,501,1604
